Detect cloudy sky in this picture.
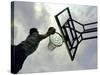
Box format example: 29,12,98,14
12,1,97,73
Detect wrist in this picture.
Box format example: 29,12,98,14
47,31,50,35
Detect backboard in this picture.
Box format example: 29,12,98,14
55,7,97,61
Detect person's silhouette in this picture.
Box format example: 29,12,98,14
11,27,56,74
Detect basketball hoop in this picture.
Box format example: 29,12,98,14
48,32,64,51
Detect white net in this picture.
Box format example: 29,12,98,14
48,40,56,50
48,32,64,50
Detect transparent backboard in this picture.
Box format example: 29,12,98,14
55,7,79,61
55,7,97,61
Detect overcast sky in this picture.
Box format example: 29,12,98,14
12,1,97,73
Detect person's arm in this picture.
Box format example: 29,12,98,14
39,33,50,40
39,27,56,40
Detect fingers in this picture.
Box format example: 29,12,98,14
51,28,56,34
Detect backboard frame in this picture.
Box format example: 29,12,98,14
55,7,97,61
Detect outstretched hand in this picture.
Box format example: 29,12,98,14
47,27,56,35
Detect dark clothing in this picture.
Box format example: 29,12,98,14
11,32,43,74
21,32,42,56
11,44,27,74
